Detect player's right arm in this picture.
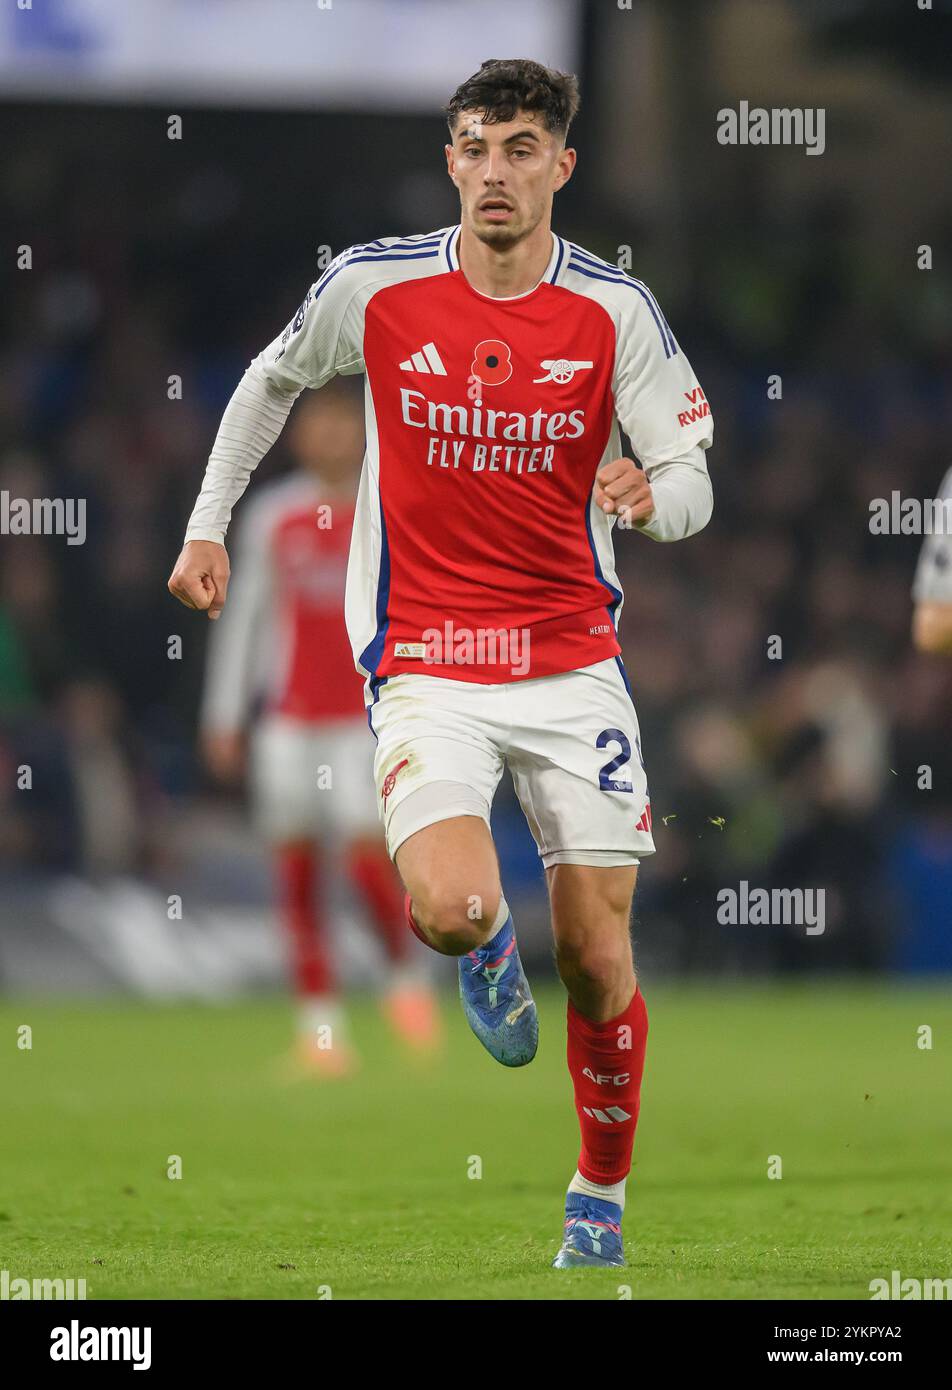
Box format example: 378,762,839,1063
167,252,365,616
912,466,952,654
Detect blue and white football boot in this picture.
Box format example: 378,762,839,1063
458,912,538,1067
552,1193,626,1268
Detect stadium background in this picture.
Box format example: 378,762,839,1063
2,0,952,1306
2,0,950,992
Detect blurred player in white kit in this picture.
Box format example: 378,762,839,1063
200,383,441,1073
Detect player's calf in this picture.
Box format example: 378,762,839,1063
549,863,639,1020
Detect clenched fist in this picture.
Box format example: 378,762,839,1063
594,458,655,525
167,540,230,620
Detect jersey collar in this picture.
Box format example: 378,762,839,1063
442,224,566,297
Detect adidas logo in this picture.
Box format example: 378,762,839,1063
399,341,447,375
582,1105,632,1124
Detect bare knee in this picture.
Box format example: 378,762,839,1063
396,815,502,955
555,937,633,996
412,883,501,955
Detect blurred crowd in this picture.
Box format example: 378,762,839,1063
1,101,951,976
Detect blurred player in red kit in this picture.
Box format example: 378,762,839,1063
200,383,441,1074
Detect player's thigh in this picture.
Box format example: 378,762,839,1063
507,658,655,871
369,673,506,921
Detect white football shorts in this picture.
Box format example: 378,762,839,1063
368,657,655,868
251,713,380,843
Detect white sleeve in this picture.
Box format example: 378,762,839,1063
199,497,272,733
183,254,365,546
912,467,952,604
633,443,713,543
184,367,299,544
612,286,714,542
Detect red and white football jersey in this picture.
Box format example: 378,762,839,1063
201,473,364,730
188,224,714,696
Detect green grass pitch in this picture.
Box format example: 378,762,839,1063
1,983,950,1300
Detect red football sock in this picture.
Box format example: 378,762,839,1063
567,987,649,1186
275,844,333,997
345,843,410,964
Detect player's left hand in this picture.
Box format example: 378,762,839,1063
594,458,654,525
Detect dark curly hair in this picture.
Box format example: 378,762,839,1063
444,58,580,144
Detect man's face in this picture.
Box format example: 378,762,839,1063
445,108,575,248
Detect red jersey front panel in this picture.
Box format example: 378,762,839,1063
363,270,622,683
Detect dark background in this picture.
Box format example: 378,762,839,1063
1,0,951,992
